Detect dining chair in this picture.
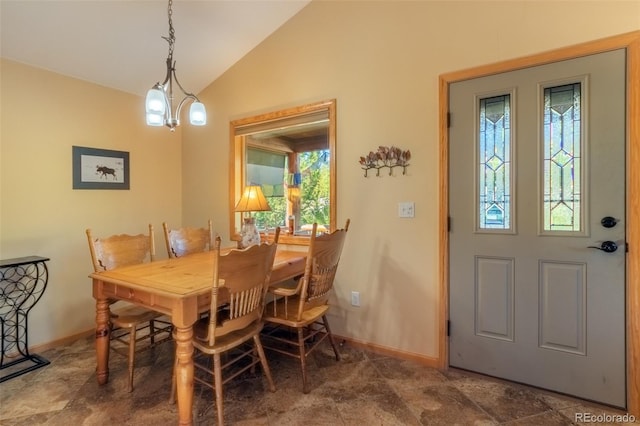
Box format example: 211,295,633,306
162,220,213,258
174,227,280,425
261,219,350,393
86,225,172,392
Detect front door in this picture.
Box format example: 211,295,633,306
448,50,626,407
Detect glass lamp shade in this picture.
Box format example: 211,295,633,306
189,102,207,126
146,112,164,126
145,88,166,115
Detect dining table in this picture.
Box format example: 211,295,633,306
90,247,306,426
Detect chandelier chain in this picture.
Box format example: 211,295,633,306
163,0,175,60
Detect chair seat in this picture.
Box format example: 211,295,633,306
110,305,166,328
264,297,330,327
192,317,264,354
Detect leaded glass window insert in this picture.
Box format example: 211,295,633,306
478,95,511,230
543,83,582,232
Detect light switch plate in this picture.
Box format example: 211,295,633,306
398,202,415,218
351,291,360,307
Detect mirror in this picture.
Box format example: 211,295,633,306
230,99,336,245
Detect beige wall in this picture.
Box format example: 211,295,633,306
0,60,182,346
183,1,640,360
1,0,638,357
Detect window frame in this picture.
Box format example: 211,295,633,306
229,99,337,245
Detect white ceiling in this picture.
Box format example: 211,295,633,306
0,0,311,96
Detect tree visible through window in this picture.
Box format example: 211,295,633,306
298,150,330,227
249,147,330,234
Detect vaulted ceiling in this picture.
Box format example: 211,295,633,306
0,0,311,96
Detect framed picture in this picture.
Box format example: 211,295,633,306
72,146,130,190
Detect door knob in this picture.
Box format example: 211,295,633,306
588,241,618,253
600,216,618,228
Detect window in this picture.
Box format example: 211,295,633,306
230,100,336,244
246,146,331,234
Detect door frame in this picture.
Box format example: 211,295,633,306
439,31,640,414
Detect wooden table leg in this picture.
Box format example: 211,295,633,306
174,325,194,426
95,296,110,385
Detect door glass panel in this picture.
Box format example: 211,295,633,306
542,83,582,232
478,95,512,231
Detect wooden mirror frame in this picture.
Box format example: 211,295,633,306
229,99,337,245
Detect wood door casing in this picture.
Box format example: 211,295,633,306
438,30,640,416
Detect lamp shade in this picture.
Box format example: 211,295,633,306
146,88,166,115
146,112,164,126
234,185,271,212
287,186,301,201
189,102,207,126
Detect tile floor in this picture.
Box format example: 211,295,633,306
0,334,636,425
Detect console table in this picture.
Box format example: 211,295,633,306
0,256,50,382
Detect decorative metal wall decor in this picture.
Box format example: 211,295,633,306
359,146,411,177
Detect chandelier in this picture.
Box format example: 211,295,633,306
145,0,206,131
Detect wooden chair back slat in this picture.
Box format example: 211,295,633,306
86,224,155,272
162,220,213,258
296,220,349,320
206,228,280,346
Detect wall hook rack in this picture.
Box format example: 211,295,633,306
359,146,411,177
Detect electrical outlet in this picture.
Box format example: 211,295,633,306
351,291,360,307
398,201,415,218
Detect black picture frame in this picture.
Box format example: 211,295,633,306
72,146,130,190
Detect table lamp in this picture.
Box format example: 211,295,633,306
234,185,271,248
